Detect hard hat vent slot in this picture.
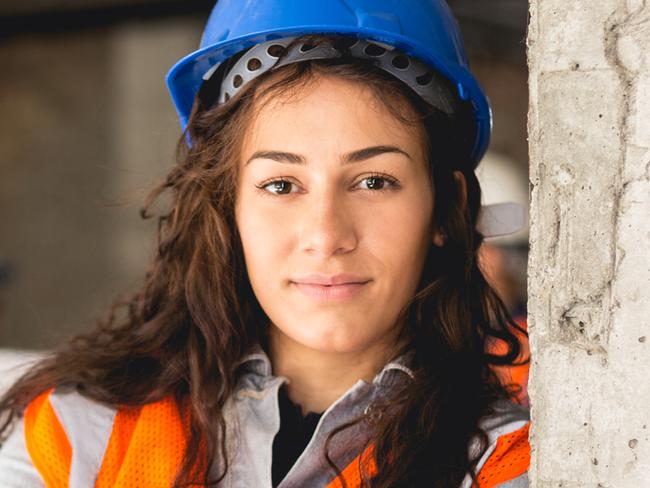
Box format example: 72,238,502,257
416,71,434,86
391,55,410,70
233,75,243,88
267,44,285,58
333,37,359,51
247,58,262,71
364,44,387,57
299,43,317,53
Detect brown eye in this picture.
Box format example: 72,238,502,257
357,174,399,192
270,181,292,194
256,178,297,196
365,176,385,190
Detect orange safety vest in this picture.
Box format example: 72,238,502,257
24,389,529,488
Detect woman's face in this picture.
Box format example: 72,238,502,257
235,74,437,354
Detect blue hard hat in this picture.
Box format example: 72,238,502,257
166,0,492,165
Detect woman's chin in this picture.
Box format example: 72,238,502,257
282,324,383,355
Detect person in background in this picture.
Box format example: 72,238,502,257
0,1,530,486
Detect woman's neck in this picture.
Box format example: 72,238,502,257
267,326,398,416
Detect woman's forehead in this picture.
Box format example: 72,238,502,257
241,74,427,162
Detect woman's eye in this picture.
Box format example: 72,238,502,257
356,174,399,192
256,178,299,196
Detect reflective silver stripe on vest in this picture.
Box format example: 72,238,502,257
49,387,116,488
496,472,528,488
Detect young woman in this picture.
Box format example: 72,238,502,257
0,1,530,487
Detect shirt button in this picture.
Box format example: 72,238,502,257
363,404,382,423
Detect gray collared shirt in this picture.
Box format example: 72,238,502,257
219,346,417,487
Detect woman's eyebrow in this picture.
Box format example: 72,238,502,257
245,145,412,166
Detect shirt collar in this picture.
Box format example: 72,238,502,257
236,343,416,386
236,343,273,376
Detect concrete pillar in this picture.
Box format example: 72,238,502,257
528,1,650,486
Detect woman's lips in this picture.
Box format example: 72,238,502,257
291,281,370,301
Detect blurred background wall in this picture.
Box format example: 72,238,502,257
0,0,529,350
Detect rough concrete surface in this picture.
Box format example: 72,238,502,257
528,0,650,486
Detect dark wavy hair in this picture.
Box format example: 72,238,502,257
0,35,527,487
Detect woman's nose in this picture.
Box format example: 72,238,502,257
298,192,358,257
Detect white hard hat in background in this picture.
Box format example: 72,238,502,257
476,151,529,245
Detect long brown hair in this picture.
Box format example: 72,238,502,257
0,35,527,487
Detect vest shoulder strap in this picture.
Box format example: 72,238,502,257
49,386,116,488
471,400,530,488
24,387,117,488
475,422,530,488
94,395,191,488
24,388,71,488
23,388,194,488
